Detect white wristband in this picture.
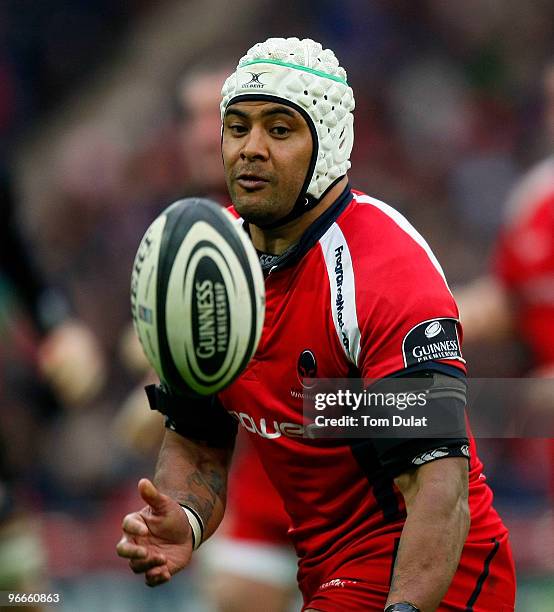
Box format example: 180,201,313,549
179,504,204,550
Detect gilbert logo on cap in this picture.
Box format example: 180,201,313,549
241,71,269,89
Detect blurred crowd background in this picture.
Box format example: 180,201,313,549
1,0,554,610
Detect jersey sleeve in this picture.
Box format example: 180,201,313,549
336,200,468,476
348,210,465,380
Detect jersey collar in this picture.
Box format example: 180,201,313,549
245,183,353,274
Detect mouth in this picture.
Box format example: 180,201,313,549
236,173,270,191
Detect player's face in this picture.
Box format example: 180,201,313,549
222,101,313,227
180,71,228,190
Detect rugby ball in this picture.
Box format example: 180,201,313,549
130,198,265,395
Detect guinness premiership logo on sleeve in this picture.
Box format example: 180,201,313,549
402,318,464,367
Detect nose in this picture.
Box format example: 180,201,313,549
240,125,269,161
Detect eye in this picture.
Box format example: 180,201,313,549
227,124,248,135
270,125,290,137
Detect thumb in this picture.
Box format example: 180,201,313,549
138,478,171,514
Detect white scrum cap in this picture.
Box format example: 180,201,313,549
221,37,355,200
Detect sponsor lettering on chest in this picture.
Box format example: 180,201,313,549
334,245,350,352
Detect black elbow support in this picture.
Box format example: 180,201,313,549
368,371,469,477
145,384,238,447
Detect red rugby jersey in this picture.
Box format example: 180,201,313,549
492,157,554,505
220,187,507,576
493,156,554,368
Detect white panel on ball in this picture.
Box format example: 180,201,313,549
130,214,166,379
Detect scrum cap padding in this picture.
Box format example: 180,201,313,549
221,37,355,200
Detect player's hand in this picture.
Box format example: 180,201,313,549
38,319,107,405
116,478,194,586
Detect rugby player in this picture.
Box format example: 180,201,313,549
459,61,554,371
117,38,516,611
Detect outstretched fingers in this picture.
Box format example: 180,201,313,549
117,512,152,561
145,565,172,587
117,479,192,586
116,535,147,560
122,512,149,537
128,553,167,574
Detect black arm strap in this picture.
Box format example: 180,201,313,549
368,371,469,477
145,384,238,447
